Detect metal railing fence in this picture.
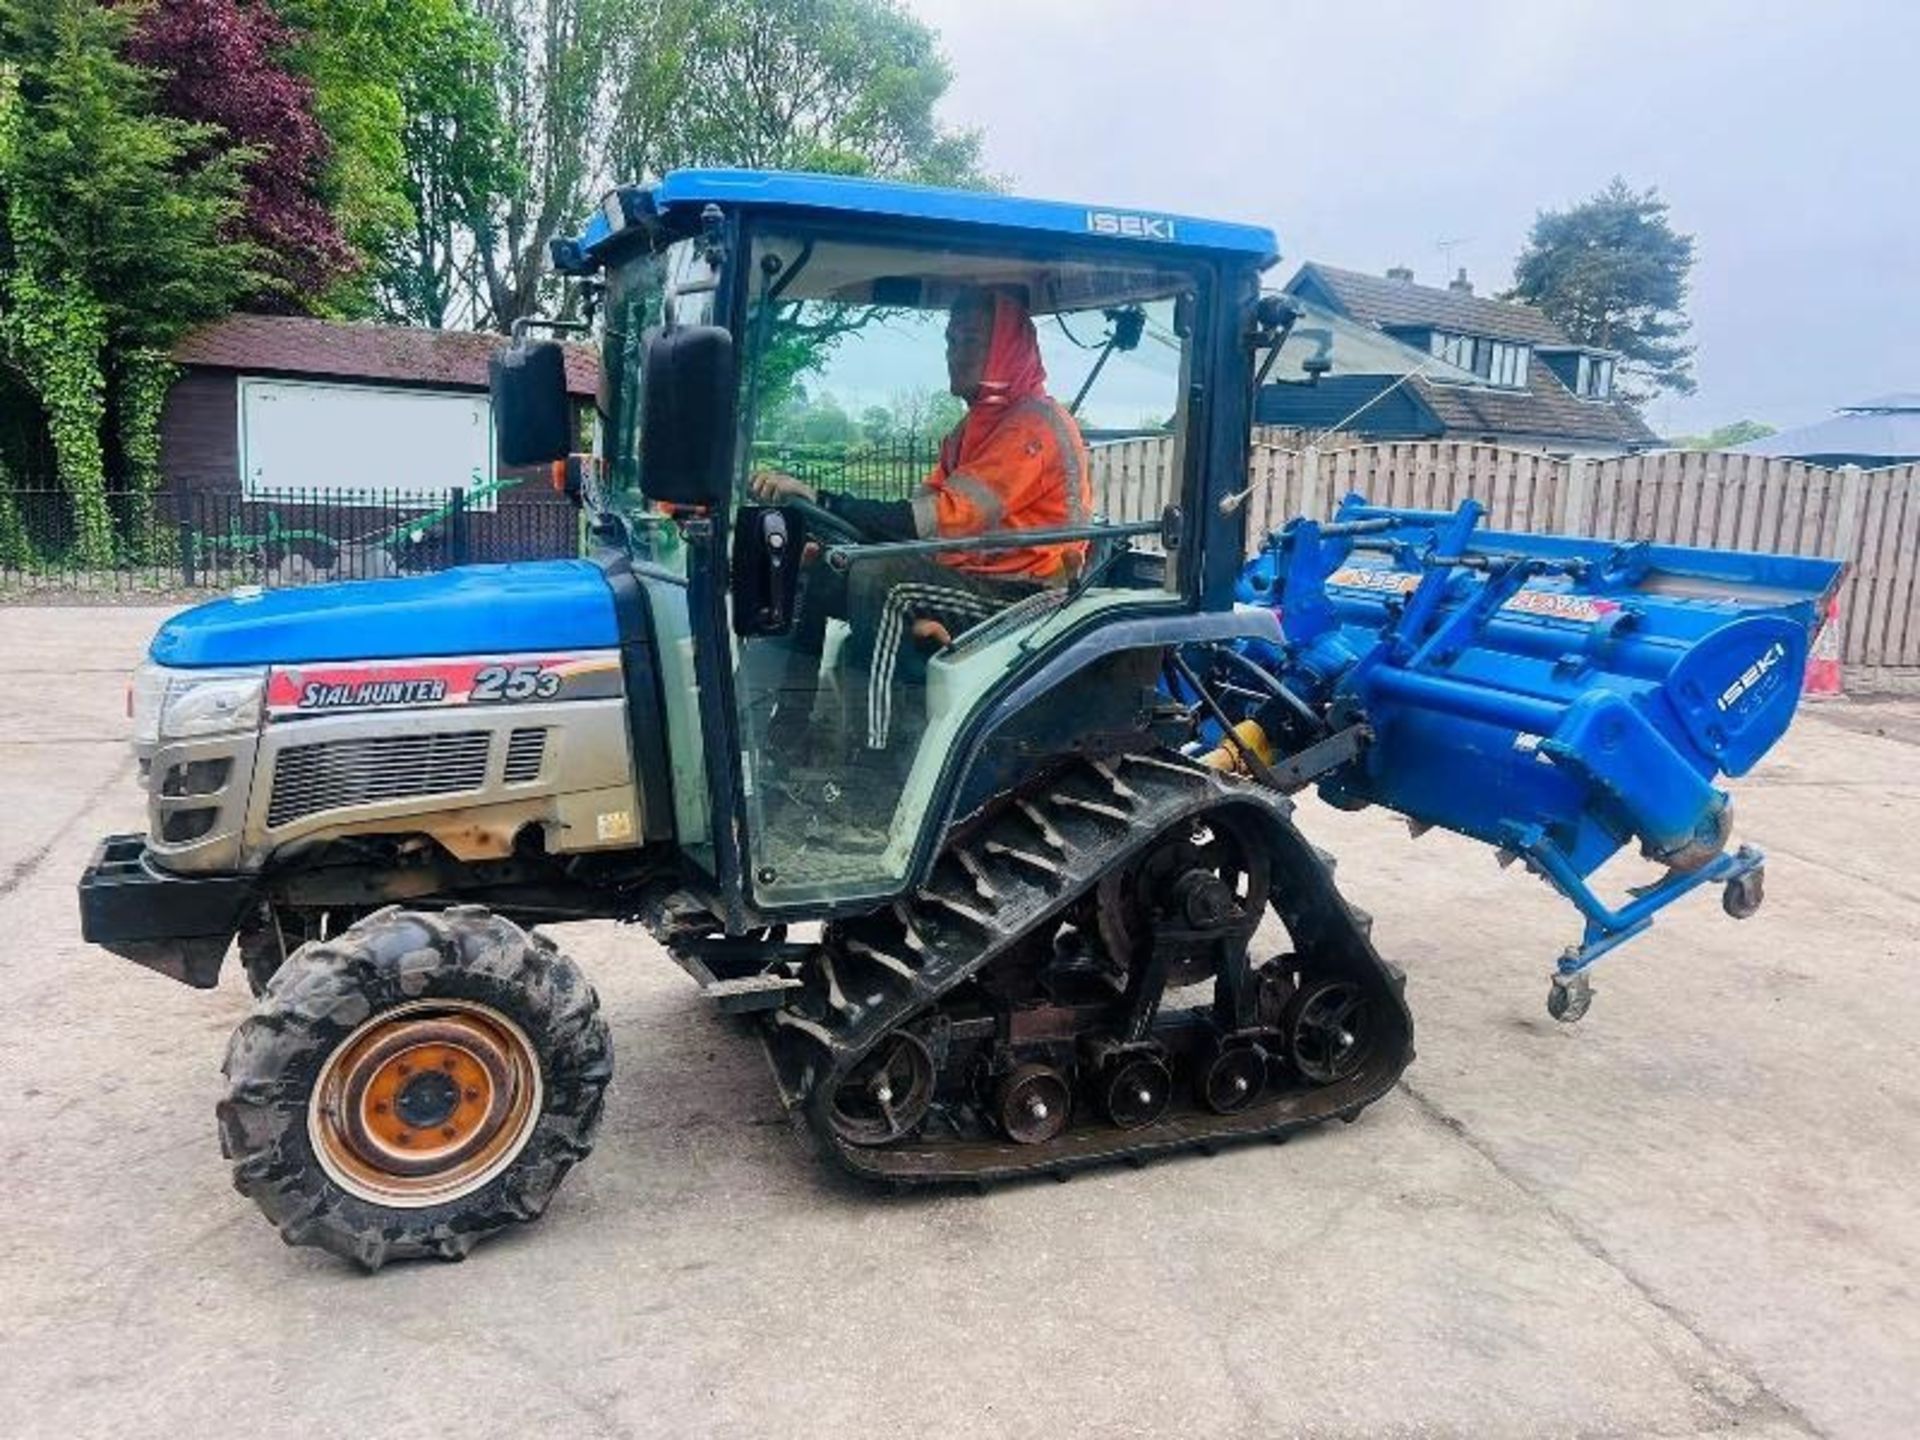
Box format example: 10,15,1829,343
0,486,585,594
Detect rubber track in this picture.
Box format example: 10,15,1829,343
761,753,1415,1185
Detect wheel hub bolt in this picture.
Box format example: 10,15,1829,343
1233,1075,1250,1093
875,1084,894,1104
1138,1089,1153,1106
1028,1098,1049,1120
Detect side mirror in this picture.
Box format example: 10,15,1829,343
490,340,572,468
731,505,803,636
639,325,735,507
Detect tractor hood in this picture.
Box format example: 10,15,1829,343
149,561,621,667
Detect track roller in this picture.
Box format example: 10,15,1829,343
1099,1050,1173,1129
995,1062,1072,1145
1196,1035,1269,1114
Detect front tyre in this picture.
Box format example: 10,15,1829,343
217,906,612,1270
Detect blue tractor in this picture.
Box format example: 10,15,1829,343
78,171,1841,1268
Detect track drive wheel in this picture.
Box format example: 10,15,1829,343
218,906,612,1270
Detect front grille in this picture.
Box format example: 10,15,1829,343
268,731,491,829
503,727,547,784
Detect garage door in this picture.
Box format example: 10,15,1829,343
239,378,497,508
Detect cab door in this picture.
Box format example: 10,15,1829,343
716,224,1211,919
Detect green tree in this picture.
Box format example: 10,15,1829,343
885,386,962,443
277,0,507,318
1506,178,1696,403
463,0,664,331
0,0,254,564
795,390,853,444
273,0,989,332
455,0,988,333
378,5,514,326
646,0,986,183
1677,419,1775,451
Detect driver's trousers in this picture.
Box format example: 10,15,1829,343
779,552,1036,751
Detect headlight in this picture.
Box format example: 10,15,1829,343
129,662,169,750
140,666,268,742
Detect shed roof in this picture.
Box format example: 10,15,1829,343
172,314,599,398
1288,262,1567,346
1733,400,1920,462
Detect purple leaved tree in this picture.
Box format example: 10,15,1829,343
127,0,356,308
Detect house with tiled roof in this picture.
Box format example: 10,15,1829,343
1259,262,1658,456
162,314,598,502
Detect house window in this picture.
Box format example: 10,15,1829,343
1484,340,1529,388
1575,355,1614,399
1429,331,1473,369
1432,332,1528,387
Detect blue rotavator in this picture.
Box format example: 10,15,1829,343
75,167,1841,1271
1200,492,1842,1019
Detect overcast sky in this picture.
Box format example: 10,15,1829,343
905,0,1917,438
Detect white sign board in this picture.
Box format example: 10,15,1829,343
239,378,497,509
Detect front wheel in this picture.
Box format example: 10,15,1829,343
217,906,612,1270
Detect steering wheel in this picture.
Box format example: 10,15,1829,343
779,495,873,547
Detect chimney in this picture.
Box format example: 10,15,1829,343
1385,265,1414,282
1449,267,1473,295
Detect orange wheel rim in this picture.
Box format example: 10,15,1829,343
308,1000,542,1208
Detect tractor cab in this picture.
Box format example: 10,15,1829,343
504,171,1281,921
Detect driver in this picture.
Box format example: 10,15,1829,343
751,285,1092,573
749,286,1093,752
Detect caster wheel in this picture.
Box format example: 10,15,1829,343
1196,1038,1268,1114
1547,971,1593,1024
995,1062,1072,1145
1101,1053,1172,1130
1723,867,1765,920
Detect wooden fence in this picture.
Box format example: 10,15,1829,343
1088,431,1920,691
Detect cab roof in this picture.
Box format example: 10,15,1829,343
564,168,1279,271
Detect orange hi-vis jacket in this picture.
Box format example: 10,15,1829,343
912,394,1093,581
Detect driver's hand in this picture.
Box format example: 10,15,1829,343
749,470,818,505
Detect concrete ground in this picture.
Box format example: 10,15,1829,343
1,605,1916,1440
